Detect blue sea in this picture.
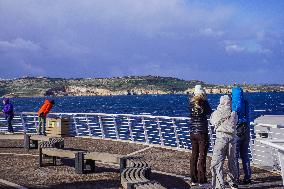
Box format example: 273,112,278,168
7,92,284,121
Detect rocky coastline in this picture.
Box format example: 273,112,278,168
0,76,283,98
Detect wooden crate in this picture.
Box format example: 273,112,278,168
46,118,71,137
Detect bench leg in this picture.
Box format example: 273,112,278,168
120,157,127,174
58,141,64,149
75,152,84,174
29,140,38,149
119,157,128,183
53,156,57,165
145,167,151,179
39,148,43,167
85,159,95,172
24,134,30,149
34,140,38,149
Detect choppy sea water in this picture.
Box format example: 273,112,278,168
7,92,284,121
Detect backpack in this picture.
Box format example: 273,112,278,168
236,100,249,137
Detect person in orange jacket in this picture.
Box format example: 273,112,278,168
37,99,55,135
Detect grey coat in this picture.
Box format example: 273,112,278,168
210,96,238,136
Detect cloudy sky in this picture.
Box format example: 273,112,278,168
0,0,283,84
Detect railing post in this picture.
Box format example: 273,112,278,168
113,116,119,140
127,116,134,141
86,115,92,137
34,114,37,133
156,118,164,146
208,122,214,150
20,113,26,134
98,116,105,139
278,150,284,186
249,123,253,163
73,114,79,136
172,119,180,148
142,117,149,144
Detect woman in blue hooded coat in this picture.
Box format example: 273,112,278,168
231,87,252,184
2,98,14,133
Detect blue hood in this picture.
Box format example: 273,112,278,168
232,87,244,112
232,87,249,124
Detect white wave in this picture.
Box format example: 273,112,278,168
140,112,151,115
254,109,266,112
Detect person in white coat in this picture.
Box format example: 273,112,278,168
210,95,239,189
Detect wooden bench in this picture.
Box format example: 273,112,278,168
24,134,64,149
38,142,141,175
39,147,86,174
38,141,164,188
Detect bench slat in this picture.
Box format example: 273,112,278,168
135,182,166,189
85,152,122,164
30,135,51,141
42,148,81,159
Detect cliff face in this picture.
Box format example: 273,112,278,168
0,76,283,97
66,86,113,96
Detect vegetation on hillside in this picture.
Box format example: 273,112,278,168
0,76,283,97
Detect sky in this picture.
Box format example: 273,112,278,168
0,0,283,84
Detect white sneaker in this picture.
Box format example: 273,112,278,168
230,183,238,189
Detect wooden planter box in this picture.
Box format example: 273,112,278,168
46,118,71,137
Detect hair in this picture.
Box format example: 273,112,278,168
220,95,231,106
191,93,207,113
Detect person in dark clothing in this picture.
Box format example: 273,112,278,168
189,85,212,186
232,87,252,184
2,98,14,134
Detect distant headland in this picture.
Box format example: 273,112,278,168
0,76,283,98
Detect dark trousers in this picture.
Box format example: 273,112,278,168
236,132,251,180
190,133,209,183
6,115,14,133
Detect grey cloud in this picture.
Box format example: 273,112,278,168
0,38,40,52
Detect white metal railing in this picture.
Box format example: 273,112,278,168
251,121,284,172
0,113,26,133
0,112,255,155
259,140,284,186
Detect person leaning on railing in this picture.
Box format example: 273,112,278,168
210,95,239,189
2,98,14,134
232,87,252,185
189,85,212,187
37,99,55,136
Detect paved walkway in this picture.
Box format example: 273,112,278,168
0,134,25,140
0,136,283,188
